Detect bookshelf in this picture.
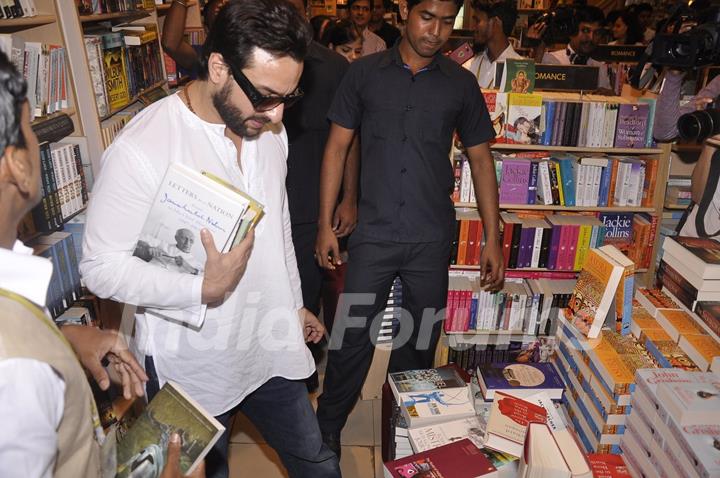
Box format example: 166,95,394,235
0,15,56,29
55,0,169,174
455,141,672,287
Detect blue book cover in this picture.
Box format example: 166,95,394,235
477,362,565,400
597,213,633,246
542,101,556,145
598,162,612,207
558,158,576,206
469,295,478,330
527,161,538,205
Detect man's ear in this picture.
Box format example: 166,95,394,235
0,146,32,195
207,52,230,85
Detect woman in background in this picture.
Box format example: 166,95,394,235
610,10,643,45
320,19,363,63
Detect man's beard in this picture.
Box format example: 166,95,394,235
212,80,269,139
472,41,486,54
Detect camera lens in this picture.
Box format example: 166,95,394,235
678,109,720,142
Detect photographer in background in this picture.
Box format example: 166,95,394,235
654,70,720,237
463,0,522,89
528,5,611,91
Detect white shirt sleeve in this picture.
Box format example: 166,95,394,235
80,140,205,327
0,358,65,478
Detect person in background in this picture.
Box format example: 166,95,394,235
370,0,401,48
283,0,357,394
80,0,338,476
654,70,720,206
311,14,335,42
321,19,364,62
463,0,521,89
160,0,228,72
314,0,504,457
630,2,655,43
529,5,611,90
0,49,200,478
348,0,387,55
609,10,643,45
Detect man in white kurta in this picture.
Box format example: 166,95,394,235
80,1,340,477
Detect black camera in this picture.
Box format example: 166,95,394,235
678,97,720,143
650,5,720,68
530,6,577,45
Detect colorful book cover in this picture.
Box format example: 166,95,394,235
384,439,497,478
477,362,564,400
600,245,635,335
482,90,508,142
587,453,630,478
527,161,538,205
655,308,707,342
613,103,649,148
505,93,542,145
663,236,720,278
116,382,224,477
484,391,547,457
101,34,130,111
694,301,720,338
678,334,720,371
389,367,467,397
597,213,633,248
499,159,532,204
565,248,625,338
502,58,536,93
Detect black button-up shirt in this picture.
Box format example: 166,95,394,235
286,42,349,225
328,44,494,242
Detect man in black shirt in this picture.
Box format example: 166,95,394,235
285,0,358,392
314,0,504,456
370,0,401,48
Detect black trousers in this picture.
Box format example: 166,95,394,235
292,222,323,316
316,236,450,434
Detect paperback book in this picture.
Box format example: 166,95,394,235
116,382,224,477
476,362,564,401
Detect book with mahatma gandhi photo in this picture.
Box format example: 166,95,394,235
116,381,224,477
132,163,263,276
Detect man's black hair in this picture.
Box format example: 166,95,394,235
0,51,27,156
570,4,604,35
471,1,518,37
407,0,463,14
634,2,653,14
200,0,312,80
347,0,370,10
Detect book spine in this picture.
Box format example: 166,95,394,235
501,219,513,269
509,221,522,269
527,161,538,205
547,224,561,270
694,302,720,338
538,227,552,269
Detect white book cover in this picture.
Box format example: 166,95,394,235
591,165,601,207
539,161,553,205
401,385,476,427
132,163,254,277
656,381,720,426
408,416,487,452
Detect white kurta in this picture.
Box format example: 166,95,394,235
80,93,314,415
462,44,523,89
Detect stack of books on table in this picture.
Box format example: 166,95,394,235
620,368,720,478
635,286,720,373
384,367,519,477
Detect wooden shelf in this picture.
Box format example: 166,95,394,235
455,203,656,212
79,9,153,23
99,80,167,121
664,204,690,210
0,15,56,30
31,108,76,127
490,143,663,155
156,0,198,13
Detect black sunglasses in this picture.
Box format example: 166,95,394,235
228,64,304,112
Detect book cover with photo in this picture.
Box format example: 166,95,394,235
505,93,542,145
132,163,263,276
383,439,497,478
116,382,224,477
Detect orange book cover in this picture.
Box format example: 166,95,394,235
565,248,624,338
470,220,484,266
641,158,658,207
457,219,470,265
607,159,620,207
681,334,720,363
657,309,707,338
588,453,631,478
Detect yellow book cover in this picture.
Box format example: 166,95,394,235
656,309,707,341
103,48,130,111
565,248,624,338
679,334,720,370
573,224,592,271
589,349,634,396
638,328,672,342
555,162,565,206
